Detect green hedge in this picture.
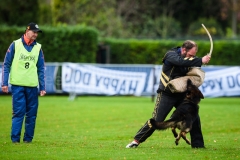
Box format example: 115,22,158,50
0,25,98,63
1,25,239,66
103,38,240,65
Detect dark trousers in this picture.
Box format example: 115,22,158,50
11,85,39,142
134,91,204,148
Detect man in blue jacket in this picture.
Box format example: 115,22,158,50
1,22,46,143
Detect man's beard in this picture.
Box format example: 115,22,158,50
181,52,187,58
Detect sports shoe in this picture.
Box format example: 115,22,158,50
126,140,139,148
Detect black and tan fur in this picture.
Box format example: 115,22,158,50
149,79,204,146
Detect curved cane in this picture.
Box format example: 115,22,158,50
201,24,213,56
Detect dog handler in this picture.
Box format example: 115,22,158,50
1,22,46,143
126,40,211,148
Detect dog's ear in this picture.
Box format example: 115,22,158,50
199,91,204,99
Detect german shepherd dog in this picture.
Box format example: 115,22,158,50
149,79,204,146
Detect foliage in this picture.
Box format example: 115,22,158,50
0,25,99,63
103,38,177,64
212,40,240,65
1,0,240,38
52,0,125,38
38,0,52,25
172,0,225,32
103,38,240,65
0,0,39,26
187,18,224,37
40,25,99,63
154,16,182,38
1,23,239,65
0,0,239,64
128,16,182,39
0,96,239,159
50,0,237,39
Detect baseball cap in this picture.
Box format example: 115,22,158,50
26,22,42,33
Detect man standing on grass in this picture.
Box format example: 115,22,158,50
126,40,211,148
1,22,46,143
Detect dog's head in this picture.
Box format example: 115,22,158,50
186,79,204,104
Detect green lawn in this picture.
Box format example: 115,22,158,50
0,95,239,160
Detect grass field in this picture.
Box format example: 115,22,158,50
0,95,240,160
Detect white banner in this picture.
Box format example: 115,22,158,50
62,63,147,96
199,67,240,97
1,63,240,97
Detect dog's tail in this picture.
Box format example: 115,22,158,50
149,118,175,130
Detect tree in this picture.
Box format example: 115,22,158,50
220,0,240,38
1,0,236,38
115,0,182,38
52,0,125,37
38,0,52,25
0,0,39,26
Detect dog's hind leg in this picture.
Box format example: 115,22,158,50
181,132,191,145
175,132,182,145
171,127,178,138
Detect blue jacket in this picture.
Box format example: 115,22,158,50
1,35,46,91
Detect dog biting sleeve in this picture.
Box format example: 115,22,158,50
167,67,205,93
